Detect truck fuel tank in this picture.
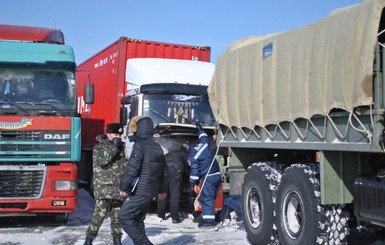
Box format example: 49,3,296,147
354,175,385,228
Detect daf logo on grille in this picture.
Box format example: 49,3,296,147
44,134,70,140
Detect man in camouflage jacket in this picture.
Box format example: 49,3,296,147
84,123,126,245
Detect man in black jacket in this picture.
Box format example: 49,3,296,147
157,147,189,223
118,116,167,245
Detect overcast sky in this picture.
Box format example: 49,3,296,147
3,0,361,64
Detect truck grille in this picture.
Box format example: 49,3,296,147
0,166,46,199
0,130,41,141
0,130,71,159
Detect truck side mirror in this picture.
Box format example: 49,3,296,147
120,106,128,126
84,83,94,104
121,95,132,105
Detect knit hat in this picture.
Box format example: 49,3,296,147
106,123,123,134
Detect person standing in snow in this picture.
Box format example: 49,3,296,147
157,145,189,223
187,122,222,227
118,116,168,245
84,123,126,245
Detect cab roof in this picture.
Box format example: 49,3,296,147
0,24,64,44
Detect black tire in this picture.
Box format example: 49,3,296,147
54,213,69,223
323,204,350,244
241,162,280,245
276,164,349,244
276,164,320,244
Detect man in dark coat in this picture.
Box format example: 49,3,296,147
118,116,167,245
84,123,126,245
157,147,188,223
188,124,222,227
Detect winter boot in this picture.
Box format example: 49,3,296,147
113,235,122,245
83,237,93,245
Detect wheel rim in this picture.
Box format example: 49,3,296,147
246,186,261,229
282,191,304,239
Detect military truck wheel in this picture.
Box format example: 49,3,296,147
276,164,324,244
241,162,279,245
322,204,350,243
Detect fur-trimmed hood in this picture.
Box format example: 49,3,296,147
128,115,143,133
128,116,154,142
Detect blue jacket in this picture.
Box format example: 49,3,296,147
187,129,220,186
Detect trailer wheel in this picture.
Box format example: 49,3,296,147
242,162,281,245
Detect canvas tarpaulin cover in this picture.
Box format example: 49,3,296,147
208,0,385,129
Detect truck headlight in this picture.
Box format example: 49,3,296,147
55,180,77,191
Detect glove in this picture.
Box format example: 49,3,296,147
111,137,123,149
182,141,190,152
189,184,196,197
195,120,203,131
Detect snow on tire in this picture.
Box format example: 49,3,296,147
241,162,282,245
322,204,350,244
275,163,349,245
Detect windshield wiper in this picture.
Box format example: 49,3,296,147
36,102,64,116
0,102,30,115
149,109,171,123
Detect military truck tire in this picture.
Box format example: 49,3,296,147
241,163,278,245
276,164,324,244
322,204,350,243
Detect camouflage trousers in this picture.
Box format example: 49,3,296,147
86,199,123,239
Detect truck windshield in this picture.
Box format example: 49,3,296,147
0,67,75,108
142,93,215,126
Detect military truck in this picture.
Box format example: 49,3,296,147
208,0,385,244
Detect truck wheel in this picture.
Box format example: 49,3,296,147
322,204,350,243
242,162,281,245
276,164,321,244
276,164,349,244
54,213,69,223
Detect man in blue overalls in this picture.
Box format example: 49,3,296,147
187,123,222,227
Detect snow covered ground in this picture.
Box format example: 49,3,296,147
1,188,385,244
70,189,251,245
0,189,250,245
